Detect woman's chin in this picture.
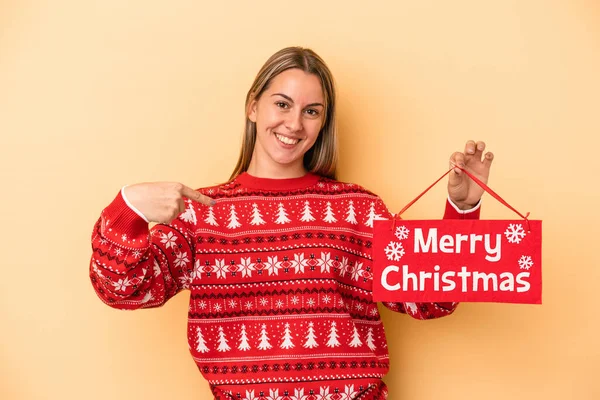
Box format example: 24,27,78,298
270,156,305,170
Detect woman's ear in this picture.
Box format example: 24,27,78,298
247,97,258,123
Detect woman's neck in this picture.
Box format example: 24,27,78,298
246,158,308,179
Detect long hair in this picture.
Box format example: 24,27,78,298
229,47,338,180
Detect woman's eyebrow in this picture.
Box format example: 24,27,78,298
271,93,324,108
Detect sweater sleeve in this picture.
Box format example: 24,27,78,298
378,196,481,320
89,190,196,310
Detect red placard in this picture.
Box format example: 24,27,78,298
372,219,542,303
372,166,542,304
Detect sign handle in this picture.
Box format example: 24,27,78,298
394,166,531,232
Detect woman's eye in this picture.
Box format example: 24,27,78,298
276,102,289,109
305,109,320,116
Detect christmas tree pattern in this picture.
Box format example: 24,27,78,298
216,326,231,352
366,327,376,351
257,324,272,350
195,327,209,353
345,200,358,224
180,201,197,225
280,323,295,349
323,202,337,223
275,203,291,224
204,206,219,227
238,324,251,351
227,204,242,229
348,325,363,347
300,200,316,222
249,203,266,226
365,202,384,228
303,321,318,349
326,321,340,348
405,302,418,315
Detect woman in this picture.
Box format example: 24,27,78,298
90,47,493,399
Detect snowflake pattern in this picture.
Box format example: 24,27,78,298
504,223,526,244
174,251,189,268
384,241,405,261
159,231,178,249
112,277,131,291
198,252,370,282
196,254,375,281
94,190,462,389
317,252,334,273
213,259,227,279
338,257,350,277
350,261,363,281
178,274,192,289
240,385,360,400
394,225,410,240
518,255,534,270
238,257,255,278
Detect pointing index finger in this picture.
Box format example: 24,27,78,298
180,185,216,206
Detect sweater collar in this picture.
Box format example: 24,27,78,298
236,172,321,191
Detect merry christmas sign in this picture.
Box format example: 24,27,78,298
372,219,542,303
372,167,542,304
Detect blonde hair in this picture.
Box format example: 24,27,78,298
229,47,338,180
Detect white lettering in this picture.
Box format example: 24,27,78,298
380,265,531,295
381,265,400,291
414,228,438,253
419,271,432,291
403,264,418,291
456,266,471,292
442,271,456,291
412,229,502,262
516,272,531,292
499,272,514,291
484,234,502,262
469,234,483,253
473,272,499,291
455,234,469,253
439,235,454,253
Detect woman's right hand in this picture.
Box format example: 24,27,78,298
123,182,216,224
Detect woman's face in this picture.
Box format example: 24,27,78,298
248,68,325,176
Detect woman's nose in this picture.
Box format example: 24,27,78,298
285,111,302,133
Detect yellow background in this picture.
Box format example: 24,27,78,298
1,1,599,399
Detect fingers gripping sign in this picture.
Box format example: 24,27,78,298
124,182,216,224
448,140,494,210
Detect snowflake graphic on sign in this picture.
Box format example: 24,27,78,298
395,225,410,240
504,223,526,244
518,255,533,270
384,241,405,261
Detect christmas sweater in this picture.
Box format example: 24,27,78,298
89,172,480,400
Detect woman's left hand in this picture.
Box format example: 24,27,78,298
448,140,494,210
